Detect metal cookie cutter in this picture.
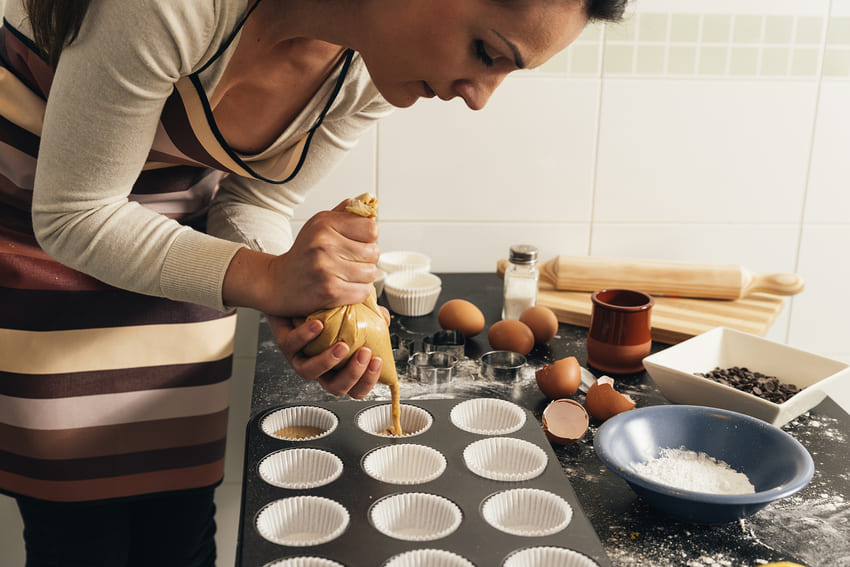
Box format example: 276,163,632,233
390,334,414,375
423,330,465,360
480,351,527,382
409,351,457,385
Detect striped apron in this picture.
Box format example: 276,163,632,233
0,12,353,502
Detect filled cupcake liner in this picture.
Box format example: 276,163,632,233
481,489,573,537
261,406,338,441
363,444,447,485
502,547,601,567
256,496,349,547
378,251,432,274
356,404,433,438
463,437,548,482
370,492,463,542
449,398,527,435
264,558,345,567
258,448,344,490
383,549,475,567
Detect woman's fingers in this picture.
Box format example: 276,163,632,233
317,347,382,398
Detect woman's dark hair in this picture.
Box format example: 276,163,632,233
24,0,92,68
25,0,627,69
586,0,629,23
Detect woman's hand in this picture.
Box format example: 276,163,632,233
266,314,384,398
223,199,380,317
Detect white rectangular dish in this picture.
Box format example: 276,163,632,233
642,327,849,426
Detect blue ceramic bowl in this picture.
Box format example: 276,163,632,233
594,405,814,523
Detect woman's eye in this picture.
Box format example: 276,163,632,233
474,40,495,67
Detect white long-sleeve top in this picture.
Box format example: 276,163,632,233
2,0,392,311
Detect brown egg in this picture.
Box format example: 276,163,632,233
535,356,582,399
520,305,559,344
488,320,535,355
542,399,589,445
584,376,636,421
438,299,486,337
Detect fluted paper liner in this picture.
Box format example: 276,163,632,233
363,444,447,485
378,251,432,274
449,398,526,435
261,406,338,441
503,547,600,567
384,272,442,317
463,437,547,482
256,496,349,547
481,488,573,537
259,448,343,489
264,558,345,567
369,492,462,542
357,404,432,438
383,549,475,567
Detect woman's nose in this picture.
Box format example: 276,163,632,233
452,71,509,110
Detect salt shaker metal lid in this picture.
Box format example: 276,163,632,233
508,245,538,265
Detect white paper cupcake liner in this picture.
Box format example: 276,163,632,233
363,444,447,485
369,493,463,542
463,437,547,482
449,398,526,435
481,489,573,537
261,406,338,441
378,251,432,274
384,272,442,316
503,547,600,567
258,448,344,490
264,558,345,567
383,549,475,567
256,496,349,547
356,404,433,438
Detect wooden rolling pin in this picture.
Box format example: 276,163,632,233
496,255,804,300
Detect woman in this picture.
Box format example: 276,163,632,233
0,0,627,564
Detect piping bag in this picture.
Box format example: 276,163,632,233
295,194,402,435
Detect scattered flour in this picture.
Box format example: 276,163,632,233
632,447,756,495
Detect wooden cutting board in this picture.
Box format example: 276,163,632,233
535,281,785,344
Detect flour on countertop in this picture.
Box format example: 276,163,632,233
632,447,756,495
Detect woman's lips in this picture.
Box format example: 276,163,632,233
422,81,436,98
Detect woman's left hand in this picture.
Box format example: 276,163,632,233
265,312,388,398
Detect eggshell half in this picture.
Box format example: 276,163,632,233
535,356,582,399
584,376,636,421
542,399,589,445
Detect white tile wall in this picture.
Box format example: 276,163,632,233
3,1,849,565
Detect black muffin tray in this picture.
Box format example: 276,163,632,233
236,399,612,567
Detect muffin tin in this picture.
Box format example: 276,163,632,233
237,399,612,567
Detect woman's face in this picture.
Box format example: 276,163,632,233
355,0,588,110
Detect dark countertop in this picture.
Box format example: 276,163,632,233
245,273,850,567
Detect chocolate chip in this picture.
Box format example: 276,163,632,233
696,366,798,404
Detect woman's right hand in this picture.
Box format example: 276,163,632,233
266,314,383,399
223,199,380,317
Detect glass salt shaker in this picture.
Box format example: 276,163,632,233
502,244,539,320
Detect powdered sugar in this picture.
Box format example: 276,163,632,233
632,447,756,495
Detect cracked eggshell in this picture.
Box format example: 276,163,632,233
542,399,589,445
535,356,582,399
584,376,636,421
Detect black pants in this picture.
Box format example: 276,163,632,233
15,487,217,567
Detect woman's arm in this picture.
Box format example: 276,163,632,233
29,0,246,310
